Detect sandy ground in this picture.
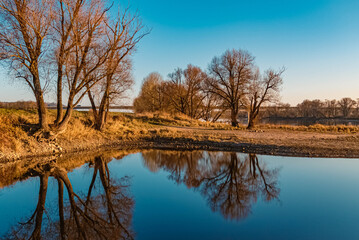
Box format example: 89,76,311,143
159,126,359,158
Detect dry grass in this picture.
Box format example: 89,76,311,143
0,109,35,154
259,123,359,133
1,108,358,161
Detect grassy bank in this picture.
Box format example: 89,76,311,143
0,109,223,161
1,108,359,162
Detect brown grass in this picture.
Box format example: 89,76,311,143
1,108,358,161
259,123,359,133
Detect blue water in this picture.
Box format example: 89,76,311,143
1,150,359,239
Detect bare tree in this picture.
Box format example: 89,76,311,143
201,90,227,122
54,0,110,132
87,7,147,130
356,98,359,117
0,0,147,135
53,0,85,125
8,156,134,240
165,68,187,114
324,99,337,117
338,97,355,118
297,99,324,118
88,59,133,130
206,49,254,126
243,68,284,129
141,151,280,221
0,0,56,130
164,65,207,118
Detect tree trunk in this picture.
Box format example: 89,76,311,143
35,93,49,130
88,90,100,128
247,117,255,129
57,103,73,132
57,179,65,240
31,174,49,239
33,74,49,130
95,112,106,131
95,87,110,131
231,108,238,127
247,111,256,129
104,99,110,125
55,68,63,125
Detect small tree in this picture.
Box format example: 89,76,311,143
165,68,187,114
165,65,207,118
207,49,254,126
338,97,356,118
133,72,165,113
244,68,284,129
324,99,337,117
88,59,134,130
87,7,147,130
297,99,324,118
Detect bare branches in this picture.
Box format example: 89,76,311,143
134,65,208,119
244,67,284,129
134,48,284,127
0,0,56,130
134,72,165,113
207,49,255,126
7,156,134,240
85,5,148,130
141,151,280,221
0,0,147,132
54,0,148,131
338,97,356,117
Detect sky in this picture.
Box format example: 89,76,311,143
0,0,359,105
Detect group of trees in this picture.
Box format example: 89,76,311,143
134,49,284,128
265,97,359,119
0,0,147,133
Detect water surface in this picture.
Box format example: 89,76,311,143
0,150,359,239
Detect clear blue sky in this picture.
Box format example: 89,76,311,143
1,0,359,105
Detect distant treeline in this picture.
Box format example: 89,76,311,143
0,101,37,110
2,97,358,119
0,101,134,111
263,98,359,119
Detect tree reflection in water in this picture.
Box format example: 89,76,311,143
5,156,134,240
142,151,280,220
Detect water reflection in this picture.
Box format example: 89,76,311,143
3,155,134,240
142,151,280,220
1,150,281,239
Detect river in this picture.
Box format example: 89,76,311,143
0,150,358,239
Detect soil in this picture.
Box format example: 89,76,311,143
158,126,359,158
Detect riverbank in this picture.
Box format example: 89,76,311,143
1,109,359,162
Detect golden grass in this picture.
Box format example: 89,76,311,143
0,112,33,154
259,123,359,133
1,108,358,161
